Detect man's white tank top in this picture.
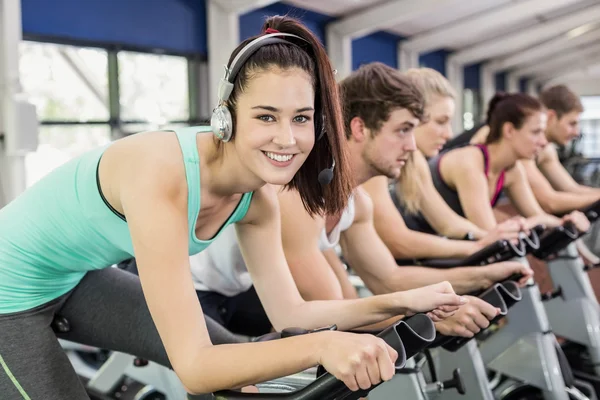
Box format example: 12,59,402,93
191,196,356,296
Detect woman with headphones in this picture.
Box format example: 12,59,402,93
0,16,465,399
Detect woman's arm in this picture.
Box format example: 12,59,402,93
504,162,563,228
413,151,488,239
441,149,499,230
119,150,338,394
239,185,465,332
361,176,479,259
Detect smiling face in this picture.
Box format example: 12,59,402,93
232,67,316,186
415,95,455,158
361,108,419,180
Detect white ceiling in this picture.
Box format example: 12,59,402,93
284,0,599,50
388,0,512,37
282,0,600,86
285,0,387,17
441,0,599,50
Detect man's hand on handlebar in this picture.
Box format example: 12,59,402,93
317,331,398,392
561,210,590,234
479,261,533,289
434,296,500,338
400,281,468,322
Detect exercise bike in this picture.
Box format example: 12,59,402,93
415,225,594,399
539,200,600,398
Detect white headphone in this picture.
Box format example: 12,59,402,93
211,32,313,142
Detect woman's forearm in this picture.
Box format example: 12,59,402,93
440,218,488,240
184,333,327,394
387,230,477,259
279,293,404,332
387,265,486,295
526,214,562,229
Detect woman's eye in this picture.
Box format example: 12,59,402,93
258,115,275,122
294,115,310,123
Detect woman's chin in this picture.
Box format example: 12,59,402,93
262,172,298,186
426,149,440,158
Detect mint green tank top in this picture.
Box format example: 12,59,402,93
0,126,253,314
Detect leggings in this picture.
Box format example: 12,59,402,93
120,258,272,338
196,286,272,337
0,267,248,400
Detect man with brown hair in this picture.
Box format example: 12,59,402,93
521,84,600,215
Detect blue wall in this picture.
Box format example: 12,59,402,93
495,72,507,92
352,32,402,70
21,0,207,55
419,50,450,75
240,3,401,70
464,63,481,90
239,3,334,44
519,78,528,93
20,0,476,82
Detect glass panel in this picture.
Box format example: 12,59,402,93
579,97,600,158
19,41,109,121
462,89,481,131
25,125,112,187
118,51,189,123
463,89,475,131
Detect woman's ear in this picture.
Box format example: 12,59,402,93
502,121,517,141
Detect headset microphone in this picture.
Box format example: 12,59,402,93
318,159,335,185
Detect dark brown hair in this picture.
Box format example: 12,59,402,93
224,15,352,216
486,92,544,144
539,84,584,118
339,62,426,139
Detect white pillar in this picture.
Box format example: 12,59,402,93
207,0,240,108
480,64,495,114
0,0,33,206
397,45,419,71
507,73,520,93
326,27,352,80
447,60,464,134
527,80,539,97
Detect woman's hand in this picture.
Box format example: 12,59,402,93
397,281,467,322
562,210,590,233
479,261,533,288
317,331,398,391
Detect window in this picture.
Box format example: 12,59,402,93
576,96,600,158
20,42,109,122
18,41,196,189
25,125,111,187
462,89,481,131
19,42,111,186
118,51,189,125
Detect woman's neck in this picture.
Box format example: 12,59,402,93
485,141,518,173
199,135,265,198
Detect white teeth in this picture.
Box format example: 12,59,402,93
265,152,293,162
